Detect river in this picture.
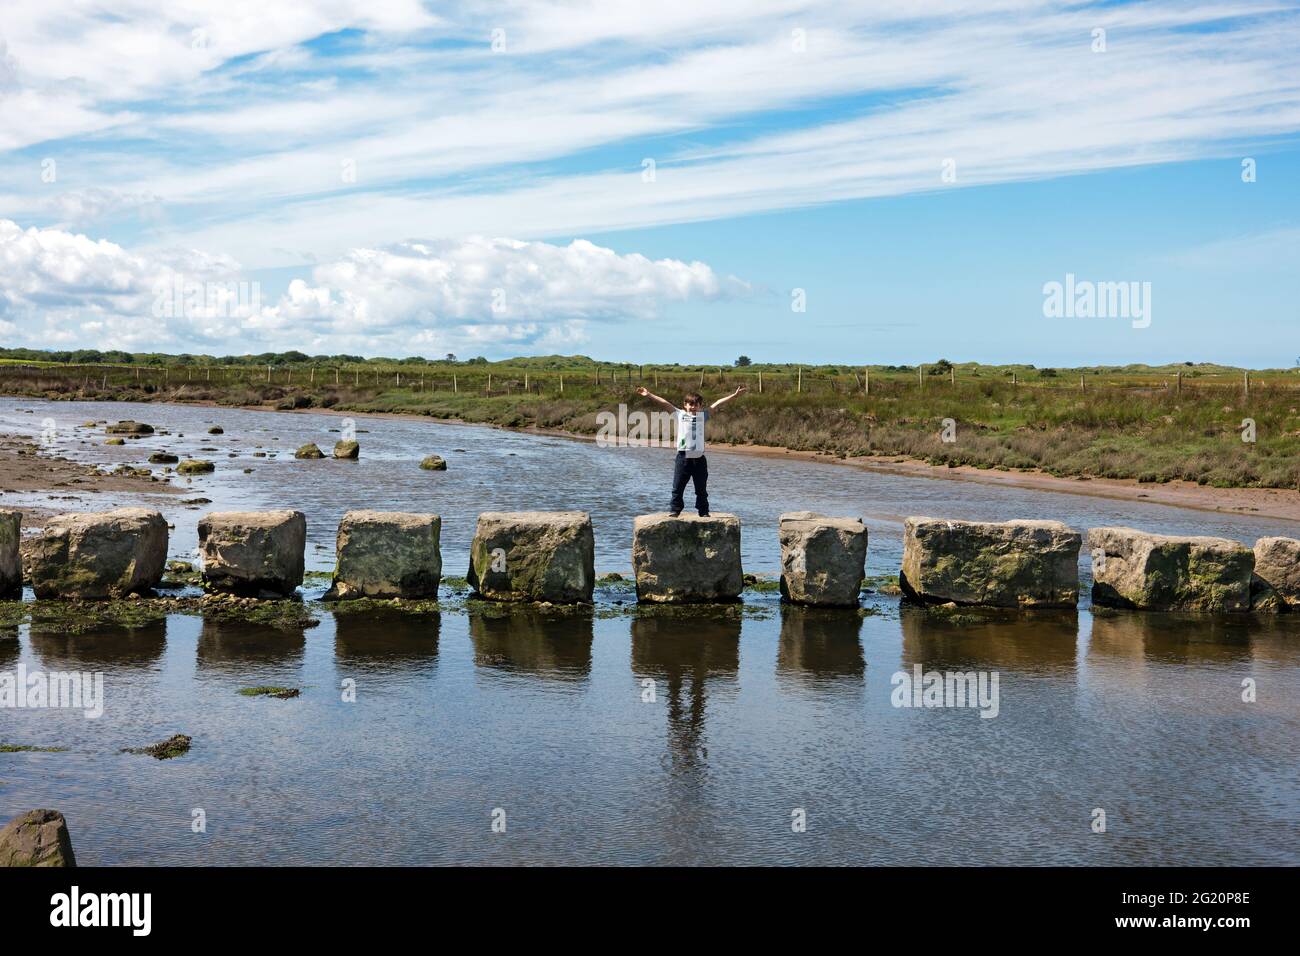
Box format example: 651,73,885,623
1,398,1297,864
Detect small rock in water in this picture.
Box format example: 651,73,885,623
420,455,447,471
207,426,224,434
333,440,359,459
177,459,214,475
148,452,179,464
294,443,324,459
104,438,124,446
105,420,153,435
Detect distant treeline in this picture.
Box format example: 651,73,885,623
0,346,1259,377
0,347,492,367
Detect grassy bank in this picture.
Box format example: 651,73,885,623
2,354,1298,490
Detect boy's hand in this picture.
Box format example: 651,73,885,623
735,384,748,395
636,386,649,396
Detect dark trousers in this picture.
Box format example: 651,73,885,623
670,453,708,514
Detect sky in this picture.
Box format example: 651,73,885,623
0,0,1298,366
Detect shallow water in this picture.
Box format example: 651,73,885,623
1,399,1298,865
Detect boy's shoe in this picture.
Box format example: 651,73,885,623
669,510,681,517
698,511,711,517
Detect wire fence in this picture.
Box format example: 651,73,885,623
0,360,1289,401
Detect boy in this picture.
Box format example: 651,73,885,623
636,384,748,516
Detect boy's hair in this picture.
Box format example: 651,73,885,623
683,392,703,406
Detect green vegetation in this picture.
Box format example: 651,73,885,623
862,574,903,596
3,350,1298,488
27,599,170,634
238,686,300,699
121,734,191,760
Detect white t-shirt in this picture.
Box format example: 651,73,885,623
673,407,709,458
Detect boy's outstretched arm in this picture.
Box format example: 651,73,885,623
636,385,677,411
710,384,748,411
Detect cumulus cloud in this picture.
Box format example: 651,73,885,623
0,221,745,355
252,236,746,353
0,219,253,350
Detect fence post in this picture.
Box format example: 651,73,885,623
758,370,763,394
918,365,924,390
797,366,802,393
1244,370,1249,397
864,367,869,395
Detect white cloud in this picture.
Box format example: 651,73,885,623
0,221,744,355
0,219,251,350
254,236,746,354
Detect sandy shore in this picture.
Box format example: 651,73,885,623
0,434,180,527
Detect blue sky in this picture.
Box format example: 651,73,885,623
1,1,1297,365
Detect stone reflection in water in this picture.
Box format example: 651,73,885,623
468,607,593,680
0,630,20,668
333,610,440,677
775,605,865,687
631,611,741,776
900,605,1078,672
1088,608,1264,665
29,621,167,671
197,616,308,672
